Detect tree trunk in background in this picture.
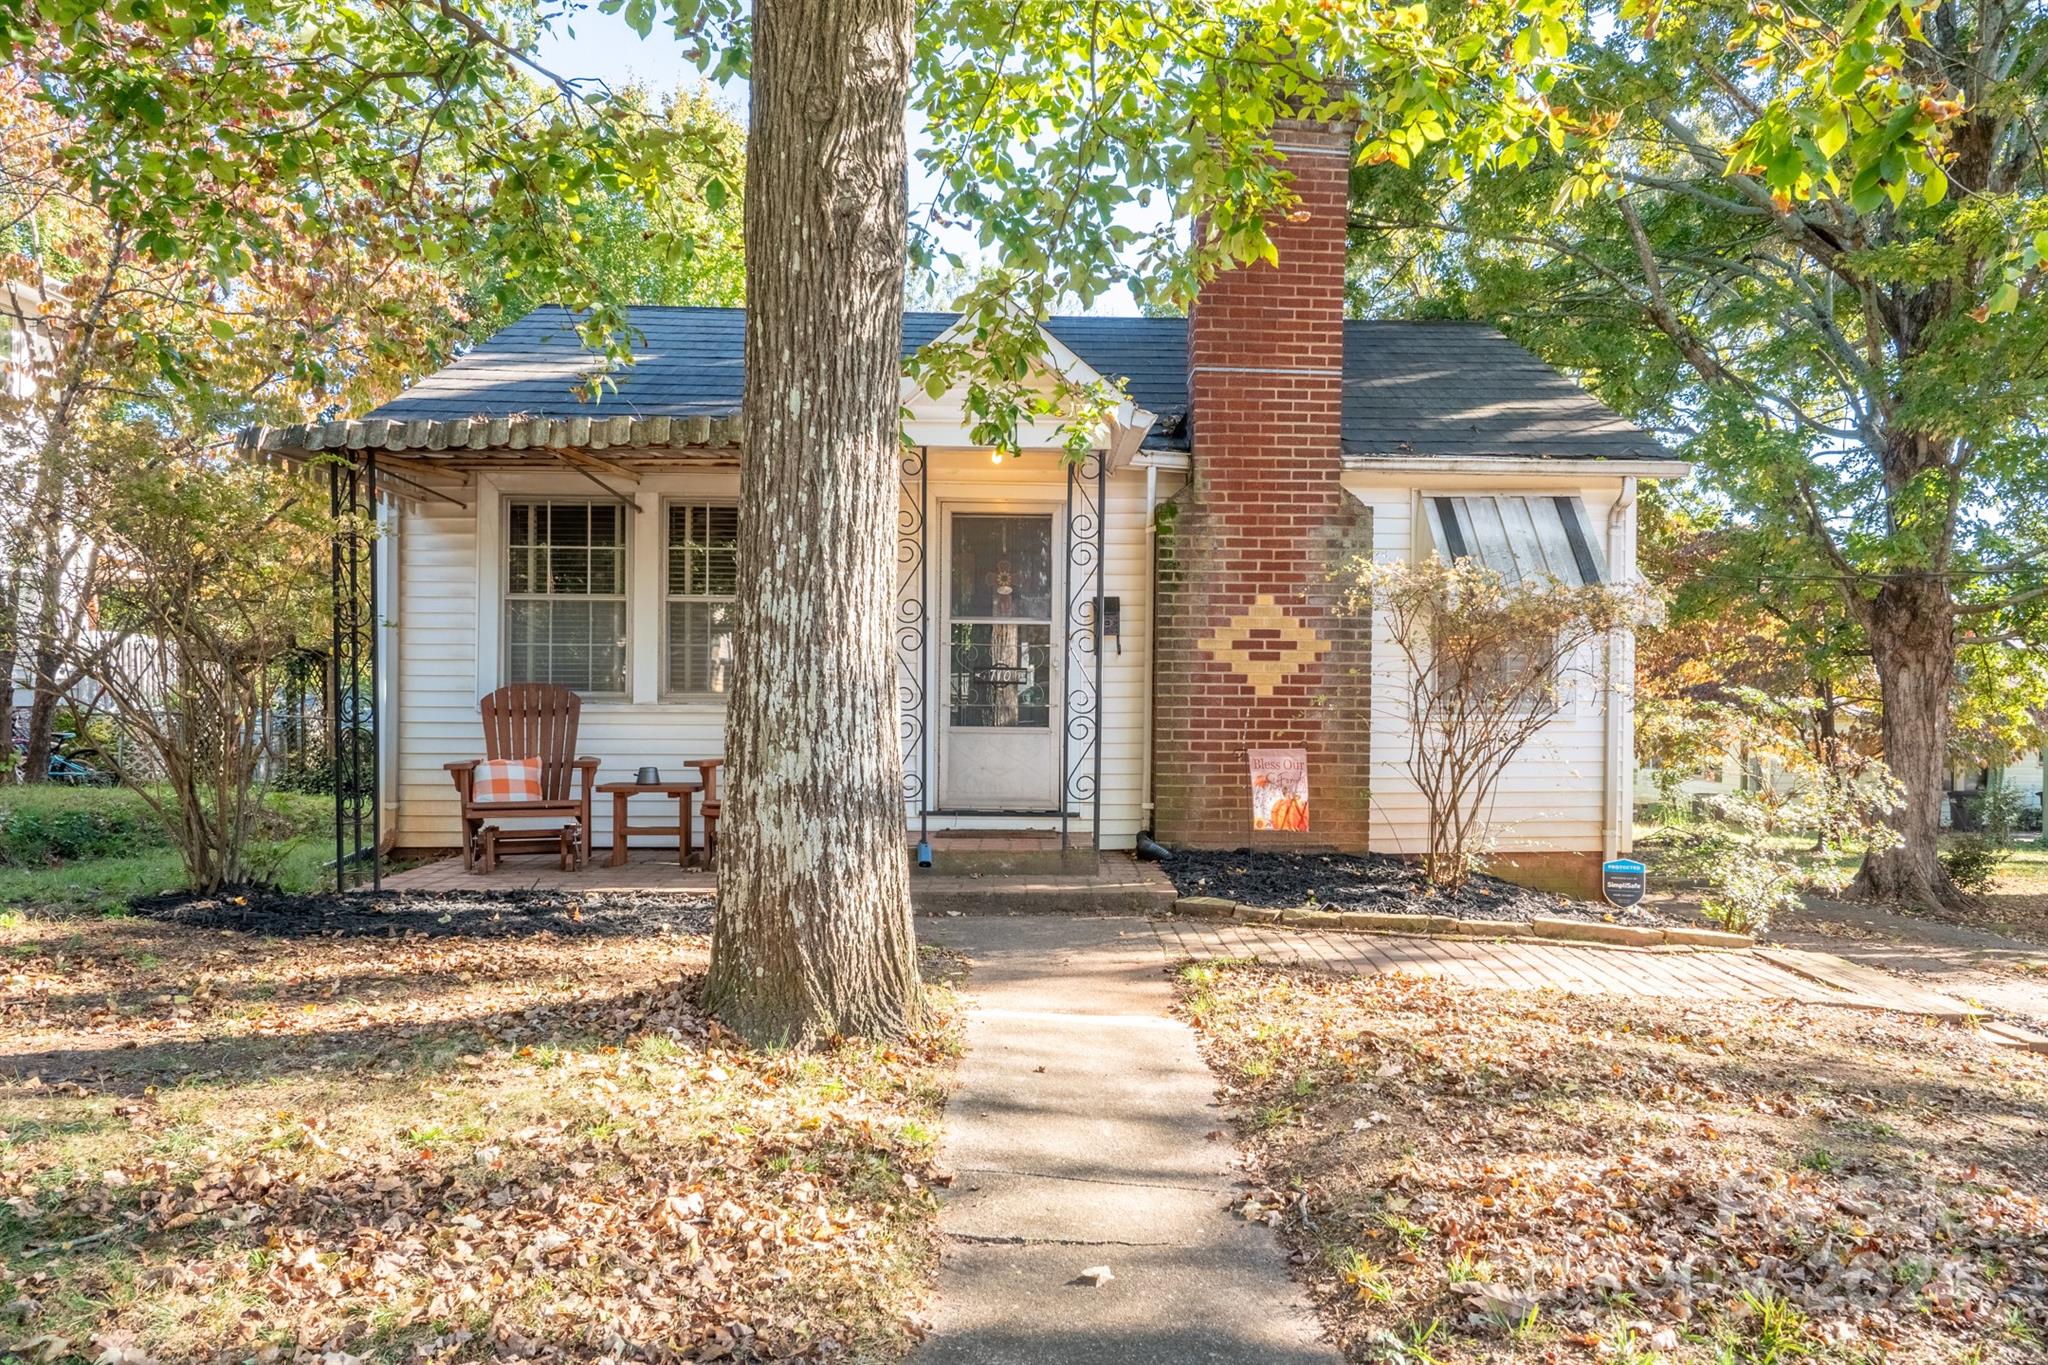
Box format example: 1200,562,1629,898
0,581,18,775
1851,573,1960,910
703,0,921,1044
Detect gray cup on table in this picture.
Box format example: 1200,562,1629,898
635,765,660,785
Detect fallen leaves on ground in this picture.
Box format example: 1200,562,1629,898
0,905,960,1363
1175,960,2048,1363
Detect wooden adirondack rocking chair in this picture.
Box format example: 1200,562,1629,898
444,684,600,872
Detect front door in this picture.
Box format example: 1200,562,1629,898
940,509,1059,810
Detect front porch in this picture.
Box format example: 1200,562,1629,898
381,834,1177,915
244,309,1174,893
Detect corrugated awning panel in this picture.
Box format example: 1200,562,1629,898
1422,494,1607,585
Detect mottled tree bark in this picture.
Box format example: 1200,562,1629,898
1849,573,1959,910
703,0,921,1044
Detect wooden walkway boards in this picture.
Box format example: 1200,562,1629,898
1148,919,2048,1053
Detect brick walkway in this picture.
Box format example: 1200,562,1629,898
1154,918,1932,1009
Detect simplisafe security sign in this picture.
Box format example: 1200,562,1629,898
1602,858,1647,910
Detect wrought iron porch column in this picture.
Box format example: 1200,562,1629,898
1062,451,1104,851
328,454,381,892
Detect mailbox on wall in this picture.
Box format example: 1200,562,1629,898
1097,595,1121,652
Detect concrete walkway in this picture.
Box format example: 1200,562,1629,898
915,916,1337,1365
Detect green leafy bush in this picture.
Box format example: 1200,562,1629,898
1644,766,1903,937
1940,835,2007,894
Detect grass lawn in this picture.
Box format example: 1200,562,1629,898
1636,817,2048,943
0,786,337,915
0,908,958,1362
1178,960,2048,1364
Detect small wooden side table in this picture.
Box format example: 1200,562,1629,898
684,759,725,869
597,780,701,867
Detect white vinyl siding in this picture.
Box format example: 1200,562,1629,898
390,460,1168,852
503,499,628,695
664,502,739,697
1347,477,1632,856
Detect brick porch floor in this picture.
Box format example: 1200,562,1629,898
383,849,715,894
379,848,1179,916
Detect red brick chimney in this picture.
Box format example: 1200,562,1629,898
1152,120,1371,849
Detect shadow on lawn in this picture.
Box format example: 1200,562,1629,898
2,976,709,1094
1186,960,2048,1361
5,1027,937,1364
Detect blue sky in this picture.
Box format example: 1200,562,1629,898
531,9,1150,314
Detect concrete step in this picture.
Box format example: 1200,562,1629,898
911,858,1176,917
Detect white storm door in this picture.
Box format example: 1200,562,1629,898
939,509,1060,810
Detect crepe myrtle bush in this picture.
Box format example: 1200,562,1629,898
1337,555,1657,892
82,451,336,894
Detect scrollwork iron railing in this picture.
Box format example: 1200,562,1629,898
1060,451,1105,851
896,448,929,824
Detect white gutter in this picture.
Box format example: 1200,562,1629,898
1343,454,1691,480
1601,476,1638,862
1106,409,1157,470
376,497,402,849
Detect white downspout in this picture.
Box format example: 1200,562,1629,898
1602,477,1638,863
378,498,402,850
1141,461,1159,828
1103,412,1159,839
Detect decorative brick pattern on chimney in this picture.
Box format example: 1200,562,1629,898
1153,120,1372,849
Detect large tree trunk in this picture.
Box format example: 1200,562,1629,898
702,0,921,1044
1850,572,1960,909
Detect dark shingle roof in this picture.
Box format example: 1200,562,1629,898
365,305,1664,460
1340,321,1663,460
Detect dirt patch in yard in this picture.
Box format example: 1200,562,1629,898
1176,960,2048,1364
1916,889,2048,944
0,902,958,1363
132,885,714,940
1161,850,1693,927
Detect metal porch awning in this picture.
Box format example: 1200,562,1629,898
1421,493,1608,586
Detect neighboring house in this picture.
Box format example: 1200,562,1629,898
1950,748,2045,829
242,125,1686,893
2008,749,2046,803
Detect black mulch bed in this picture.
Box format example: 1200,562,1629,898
1160,849,1688,926
133,885,714,939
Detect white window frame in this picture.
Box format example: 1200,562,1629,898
661,498,741,700
500,494,632,698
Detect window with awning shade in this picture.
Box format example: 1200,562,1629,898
1421,494,1607,586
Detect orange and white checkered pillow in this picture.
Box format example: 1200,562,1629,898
472,757,543,803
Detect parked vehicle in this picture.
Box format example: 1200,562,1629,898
7,730,116,786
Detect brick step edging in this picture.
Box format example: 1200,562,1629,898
1167,896,1755,950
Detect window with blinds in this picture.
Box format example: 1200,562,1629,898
665,502,740,696
504,500,629,694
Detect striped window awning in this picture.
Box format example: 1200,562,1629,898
1422,494,1607,586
